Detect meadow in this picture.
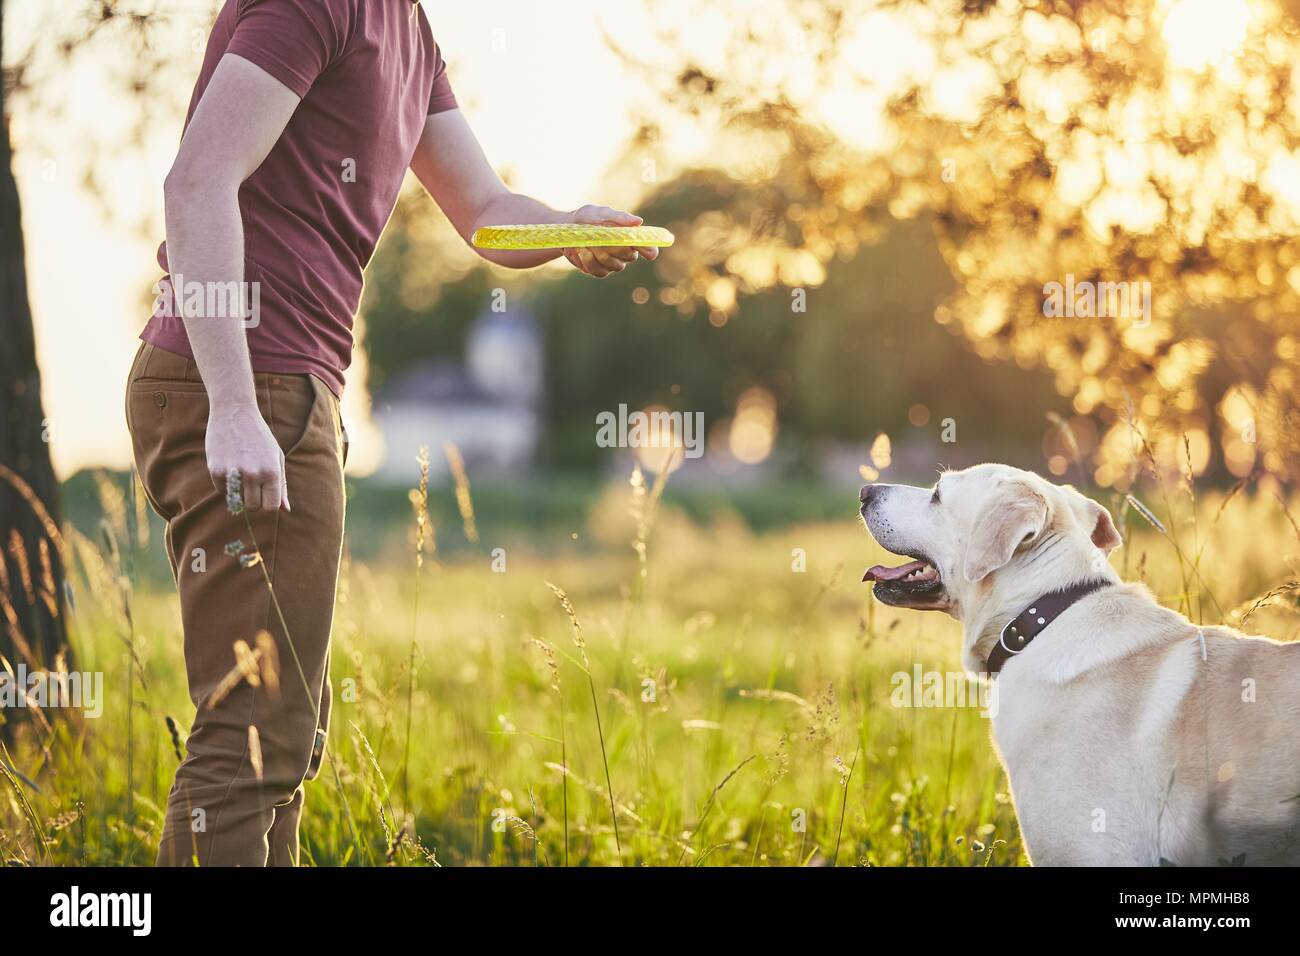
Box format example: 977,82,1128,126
2,462,1298,867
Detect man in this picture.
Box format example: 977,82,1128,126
126,0,653,866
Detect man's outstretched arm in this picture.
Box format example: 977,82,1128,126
410,109,658,278
163,53,298,512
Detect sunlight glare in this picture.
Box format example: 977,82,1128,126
1162,0,1251,71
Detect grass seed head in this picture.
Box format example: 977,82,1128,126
7,530,34,605
411,446,433,568
444,442,479,543
545,581,587,668
530,637,562,691
255,629,281,698
248,725,264,781
164,716,184,762
225,468,244,514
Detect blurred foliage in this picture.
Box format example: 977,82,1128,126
6,0,220,232
619,0,1300,486
363,172,1065,475
535,173,1063,470
360,193,523,397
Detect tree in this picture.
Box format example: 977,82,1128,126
0,2,66,672
620,0,1300,487
0,0,197,680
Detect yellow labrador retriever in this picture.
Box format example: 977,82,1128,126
859,463,1300,866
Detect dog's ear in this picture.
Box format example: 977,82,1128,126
1084,499,1122,552
963,480,1049,583
1061,484,1123,552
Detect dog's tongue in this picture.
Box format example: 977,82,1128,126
863,559,926,583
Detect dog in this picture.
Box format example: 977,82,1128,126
859,462,1300,866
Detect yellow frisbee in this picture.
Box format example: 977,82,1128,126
471,223,675,251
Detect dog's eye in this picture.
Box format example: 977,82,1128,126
930,486,941,505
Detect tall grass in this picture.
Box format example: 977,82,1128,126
0,452,1297,866
544,580,621,862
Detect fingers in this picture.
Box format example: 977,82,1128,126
571,248,611,278
566,246,642,277
239,460,287,513
205,409,291,514
243,473,265,513
570,249,598,276
565,206,661,276
241,473,261,512
590,247,636,272
211,467,288,513
261,460,287,512
574,204,642,226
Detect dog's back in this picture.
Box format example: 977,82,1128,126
1167,626,1300,865
995,594,1300,866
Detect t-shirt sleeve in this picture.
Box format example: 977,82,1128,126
226,0,351,99
428,42,458,115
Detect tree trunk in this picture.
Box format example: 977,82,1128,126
0,6,69,678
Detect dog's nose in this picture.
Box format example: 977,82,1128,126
860,483,877,505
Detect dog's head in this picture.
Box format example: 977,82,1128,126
858,463,1122,619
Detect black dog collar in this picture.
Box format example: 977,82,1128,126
985,580,1110,675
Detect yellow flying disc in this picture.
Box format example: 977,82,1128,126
471,223,675,250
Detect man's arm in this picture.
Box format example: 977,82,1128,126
409,109,657,278
163,53,299,512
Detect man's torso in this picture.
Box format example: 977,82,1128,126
142,0,457,394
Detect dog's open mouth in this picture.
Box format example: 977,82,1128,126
863,555,946,609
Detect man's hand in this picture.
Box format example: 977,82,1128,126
206,404,289,512
562,205,660,278
409,111,660,273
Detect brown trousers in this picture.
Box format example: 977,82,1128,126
126,342,345,866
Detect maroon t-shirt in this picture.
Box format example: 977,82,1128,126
142,0,457,395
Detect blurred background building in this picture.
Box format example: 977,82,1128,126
371,307,543,483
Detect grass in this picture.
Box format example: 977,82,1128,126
2,460,1298,866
